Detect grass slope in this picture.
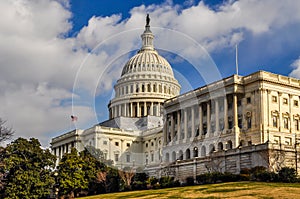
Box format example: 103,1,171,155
80,182,300,199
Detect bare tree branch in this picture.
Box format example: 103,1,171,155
0,118,14,143
118,167,135,188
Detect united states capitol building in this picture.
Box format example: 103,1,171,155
51,16,300,180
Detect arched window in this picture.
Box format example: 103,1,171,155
227,140,233,149
240,140,246,147
172,151,176,162
218,142,223,151
153,84,156,92
141,84,145,92
147,84,151,92
201,146,206,157
165,153,169,162
178,150,183,160
185,148,191,160
193,147,198,158
209,144,215,154
130,85,133,93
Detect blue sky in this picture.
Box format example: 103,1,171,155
1,0,300,146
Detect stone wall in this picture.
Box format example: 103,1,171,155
145,142,300,182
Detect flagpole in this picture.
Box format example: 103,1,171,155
69,118,72,131
235,44,239,75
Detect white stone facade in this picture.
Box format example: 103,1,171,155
157,71,300,180
51,17,300,179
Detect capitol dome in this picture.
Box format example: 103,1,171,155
108,15,180,119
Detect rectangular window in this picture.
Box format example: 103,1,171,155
285,137,292,146
247,117,252,129
211,123,215,133
115,142,119,146
145,155,148,164
187,127,192,138
272,96,277,103
103,140,108,145
151,153,154,162
273,116,278,128
283,117,289,129
274,136,280,145
228,119,233,129
238,115,243,128
126,154,130,162
219,119,224,131
203,123,207,135
219,105,224,112
114,154,119,162
237,100,242,106
294,100,299,107
103,152,107,160
126,143,130,147
295,119,299,131
283,98,288,105
203,109,207,116
247,97,251,104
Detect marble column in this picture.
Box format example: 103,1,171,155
177,111,181,141
158,103,161,116
233,94,239,148
215,99,219,134
289,94,293,133
130,103,133,117
150,102,153,115
207,102,211,136
184,108,187,140
278,92,282,131
233,94,238,129
224,96,228,130
124,103,127,117
144,102,147,116
163,116,168,145
191,106,195,138
199,104,203,135
137,102,140,117
171,114,174,142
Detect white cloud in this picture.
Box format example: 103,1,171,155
1,0,300,146
289,57,300,78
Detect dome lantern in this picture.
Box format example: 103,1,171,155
140,14,154,52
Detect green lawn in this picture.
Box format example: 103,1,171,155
80,182,300,199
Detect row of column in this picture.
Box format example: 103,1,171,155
52,141,76,160
164,95,239,144
110,102,162,118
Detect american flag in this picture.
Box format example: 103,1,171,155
71,115,78,122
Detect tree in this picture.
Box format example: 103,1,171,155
79,147,106,195
0,137,56,199
118,167,135,190
0,118,14,143
58,148,88,198
96,170,108,193
278,167,297,183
